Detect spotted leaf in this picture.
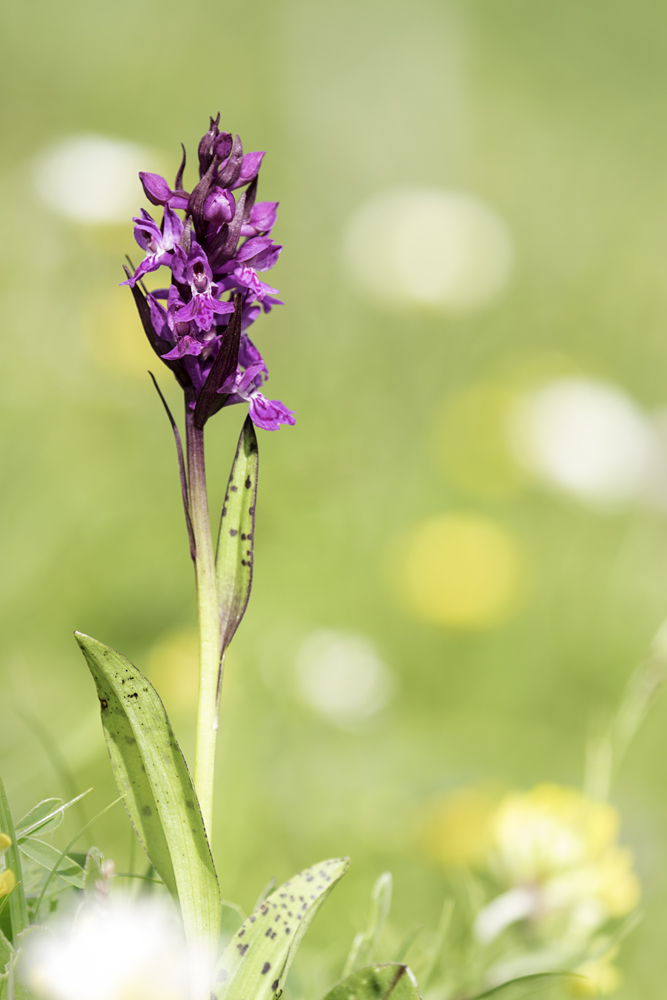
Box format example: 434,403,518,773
214,857,349,1000
75,632,221,950
215,416,258,652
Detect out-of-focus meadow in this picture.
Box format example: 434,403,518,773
2,0,667,994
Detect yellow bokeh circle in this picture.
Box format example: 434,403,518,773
399,513,527,628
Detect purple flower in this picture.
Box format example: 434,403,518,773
173,242,235,332
123,206,185,287
220,364,295,432
124,116,292,432
241,201,278,237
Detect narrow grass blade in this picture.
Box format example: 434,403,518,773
393,926,422,964
149,372,196,562
75,632,221,948
343,871,392,976
215,416,258,653
470,972,576,999
0,774,27,942
323,965,420,1000
15,791,90,841
214,857,349,1000
33,795,122,919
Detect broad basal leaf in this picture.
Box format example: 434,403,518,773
214,857,349,1000
75,632,221,948
323,964,421,1000
216,417,258,652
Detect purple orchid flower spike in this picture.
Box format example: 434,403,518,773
123,115,293,433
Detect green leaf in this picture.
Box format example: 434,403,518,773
75,632,221,948
214,857,349,1000
0,773,27,942
15,801,62,839
18,840,83,889
215,417,258,652
323,964,420,1000
343,872,393,976
15,792,90,842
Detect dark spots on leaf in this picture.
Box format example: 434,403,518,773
261,963,271,975
142,805,152,817
186,799,194,810
237,943,248,956
230,529,238,537
245,476,251,489
285,927,291,935
288,911,293,917
275,914,281,922
306,874,314,882
129,692,139,699
241,533,246,540
231,485,238,493
222,506,227,517
121,679,125,684
250,915,256,923
125,736,136,745
272,980,279,991
238,929,245,937
99,699,108,711
249,506,255,515
241,559,247,566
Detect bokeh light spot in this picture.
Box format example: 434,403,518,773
344,186,513,311
83,288,159,379
436,382,527,498
296,630,395,726
510,377,657,507
398,513,528,628
33,134,156,225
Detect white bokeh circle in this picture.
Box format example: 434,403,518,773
343,186,513,310
33,134,155,224
510,377,658,507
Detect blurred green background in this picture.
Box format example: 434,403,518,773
2,0,667,995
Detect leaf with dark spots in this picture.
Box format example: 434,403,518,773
75,632,221,951
193,294,242,429
213,858,349,1000
123,270,190,390
217,134,244,188
215,417,258,660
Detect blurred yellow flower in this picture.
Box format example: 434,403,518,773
0,831,11,854
423,787,500,866
0,868,16,897
477,784,640,944
397,513,528,628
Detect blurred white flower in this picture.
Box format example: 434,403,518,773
296,630,395,725
25,896,208,1000
32,135,155,224
510,377,657,507
343,186,513,310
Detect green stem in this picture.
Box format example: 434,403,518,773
186,410,221,840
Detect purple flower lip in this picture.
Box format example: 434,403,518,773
124,116,293,432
